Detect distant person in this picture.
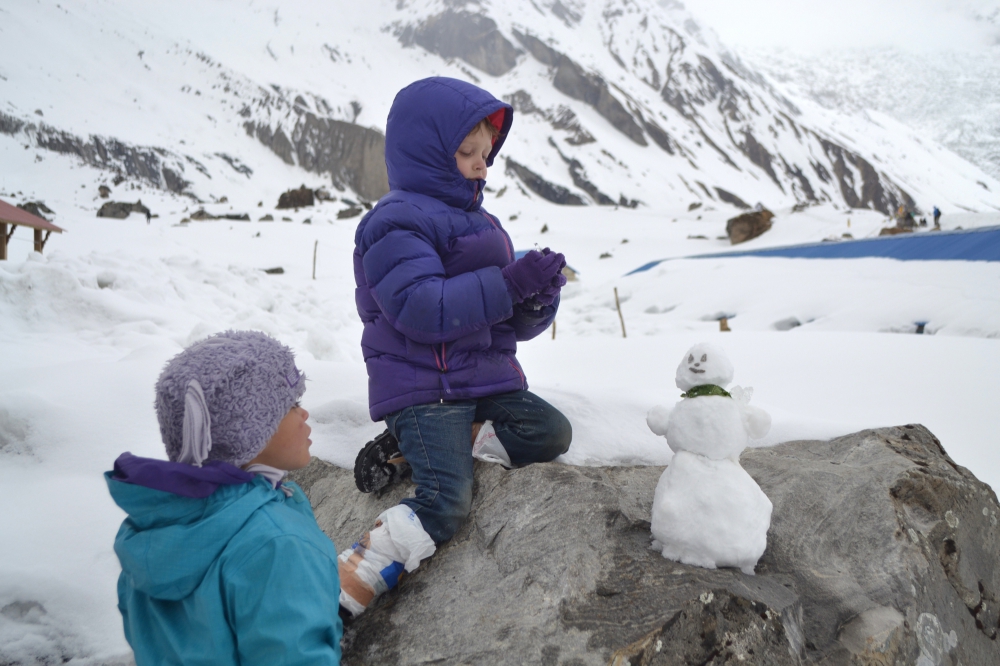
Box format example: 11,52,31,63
933,206,941,228
145,209,151,224
105,330,342,665
343,77,572,618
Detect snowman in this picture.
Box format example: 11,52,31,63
645,343,772,575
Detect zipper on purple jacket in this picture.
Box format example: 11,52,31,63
432,343,452,401
505,355,526,390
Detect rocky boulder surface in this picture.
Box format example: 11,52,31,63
291,425,1000,665
96,200,150,219
276,185,315,210
727,209,775,245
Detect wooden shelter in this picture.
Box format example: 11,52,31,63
0,198,65,260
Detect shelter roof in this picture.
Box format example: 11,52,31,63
0,199,66,233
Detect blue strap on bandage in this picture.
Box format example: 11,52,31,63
380,561,405,589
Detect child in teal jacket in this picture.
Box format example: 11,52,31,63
106,330,342,665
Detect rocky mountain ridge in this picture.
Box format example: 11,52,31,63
2,0,998,215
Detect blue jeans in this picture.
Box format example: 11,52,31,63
383,391,571,544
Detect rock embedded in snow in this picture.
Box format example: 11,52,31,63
276,185,315,210
96,200,149,219
727,209,775,245
292,424,1000,665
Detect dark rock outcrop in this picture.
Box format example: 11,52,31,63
513,30,647,146
400,11,521,77
738,130,782,190
293,425,1000,665
1,111,194,196
96,201,150,219
245,115,388,202
337,206,364,219
817,137,917,216
504,158,586,205
505,90,595,145
16,202,55,221
727,209,774,244
550,139,615,205
276,185,315,210
714,187,751,209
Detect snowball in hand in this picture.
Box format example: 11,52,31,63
647,342,773,575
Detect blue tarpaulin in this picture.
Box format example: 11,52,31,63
626,225,1000,275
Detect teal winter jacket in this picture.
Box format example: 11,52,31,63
106,454,342,665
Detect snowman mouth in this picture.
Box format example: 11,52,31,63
689,368,705,373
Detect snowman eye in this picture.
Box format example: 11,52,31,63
688,354,693,363
701,354,707,362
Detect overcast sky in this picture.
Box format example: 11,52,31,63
681,0,999,52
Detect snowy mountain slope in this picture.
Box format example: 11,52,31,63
2,0,999,217
3,3,1000,664
743,44,1000,184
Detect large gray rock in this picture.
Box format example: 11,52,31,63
292,425,999,665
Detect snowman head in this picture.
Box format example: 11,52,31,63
675,343,734,391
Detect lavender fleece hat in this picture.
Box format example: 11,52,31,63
155,330,306,467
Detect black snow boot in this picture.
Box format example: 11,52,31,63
354,429,410,494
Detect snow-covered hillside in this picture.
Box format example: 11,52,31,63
743,45,1000,184
2,0,999,217
2,1,1000,664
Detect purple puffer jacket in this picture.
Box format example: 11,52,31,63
354,77,557,420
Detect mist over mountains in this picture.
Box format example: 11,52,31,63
1,0,998,216
743,45,1000,183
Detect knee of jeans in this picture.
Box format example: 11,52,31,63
547,412,572,457
434,484,473,542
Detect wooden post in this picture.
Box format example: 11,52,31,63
312,240,318,280
551,319,556,340
614,287,627,338
0,222,6,261
34,228,43,253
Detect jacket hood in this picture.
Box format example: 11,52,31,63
106,453,276,600
385,77,513,211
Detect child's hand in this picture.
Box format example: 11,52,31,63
501,249,566,303
532,271,566,306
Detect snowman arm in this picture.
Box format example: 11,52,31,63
743,404,772,439
646,403,673,436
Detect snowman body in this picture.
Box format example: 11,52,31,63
647,343,772,574
651,452,772,574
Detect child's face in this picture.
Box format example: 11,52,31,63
246,405,312,471
454,127,493,180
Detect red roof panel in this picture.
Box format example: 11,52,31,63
0,199,66,233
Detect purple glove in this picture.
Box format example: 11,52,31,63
531,271,567,306
501,249,566,304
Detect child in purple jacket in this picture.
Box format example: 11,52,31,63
340,77,572,617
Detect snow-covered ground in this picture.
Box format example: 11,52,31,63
2,0,1000,663
2,145,999,663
